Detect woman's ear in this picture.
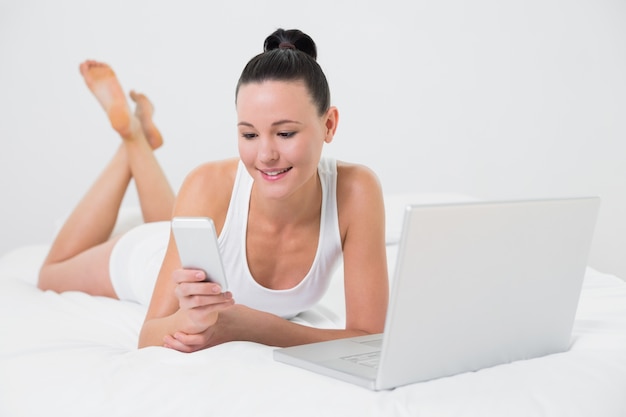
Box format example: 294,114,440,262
323,107,339,144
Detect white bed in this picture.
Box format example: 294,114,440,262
1,193,626,417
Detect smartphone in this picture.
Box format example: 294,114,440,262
171,216,229,291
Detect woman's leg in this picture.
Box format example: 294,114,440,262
38,146,130,297
38,61,175,297
126,90,175,222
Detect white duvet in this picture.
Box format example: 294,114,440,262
1,194,626,417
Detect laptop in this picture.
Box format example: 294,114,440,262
274,197,600,390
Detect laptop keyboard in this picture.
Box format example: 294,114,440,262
358,338,383,349
341,350,381,369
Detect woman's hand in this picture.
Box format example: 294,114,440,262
165,268,235,352
163,304,249,352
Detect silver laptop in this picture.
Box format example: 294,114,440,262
274,197,600,390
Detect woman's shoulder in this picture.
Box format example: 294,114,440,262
184,158,240,183
334,160,385,242
335,160,383,195
335,159,384,216
174,158,240,219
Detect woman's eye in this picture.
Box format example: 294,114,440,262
277,131,296,138
241,133,257,139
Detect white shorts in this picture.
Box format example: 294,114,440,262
109,221,170,305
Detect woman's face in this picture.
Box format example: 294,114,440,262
236,80,337,202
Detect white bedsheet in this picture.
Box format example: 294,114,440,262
1,242,626,417
2,191,626,417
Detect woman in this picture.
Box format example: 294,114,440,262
39,28,389,353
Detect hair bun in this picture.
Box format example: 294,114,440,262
263,28,318,60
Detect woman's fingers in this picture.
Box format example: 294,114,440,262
175,281,224,298
163,334,196,352
176,287,233,310
163,329,216,353
172,267,232,309
172,268,206,285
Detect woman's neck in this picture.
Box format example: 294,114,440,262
250,172,322,228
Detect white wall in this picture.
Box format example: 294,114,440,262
1,0,625,278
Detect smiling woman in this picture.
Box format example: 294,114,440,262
236,80,337,200
38,28,389,353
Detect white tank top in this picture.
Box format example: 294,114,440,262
218,158,342,319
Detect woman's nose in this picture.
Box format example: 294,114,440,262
258,136,279,163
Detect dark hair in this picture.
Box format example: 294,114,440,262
236,28,331,115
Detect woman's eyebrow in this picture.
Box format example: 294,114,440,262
272,119,302,126
237,120,302,127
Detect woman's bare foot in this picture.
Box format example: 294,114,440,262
79,60,133,138
130,90,163,150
